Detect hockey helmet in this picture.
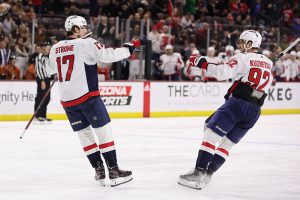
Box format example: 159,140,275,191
65,15,87,31
165,44,173,50
290,51,297,57
239,30,262,48
262,49,270,57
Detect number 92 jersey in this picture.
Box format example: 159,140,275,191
48,37,130,107
205,52,273,92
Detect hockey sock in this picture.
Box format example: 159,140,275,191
77,126,103,168
209,136,235,172
94,124,117,167
196,128,222,169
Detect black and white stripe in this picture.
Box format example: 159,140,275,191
0,48,10,66
35,53,50,79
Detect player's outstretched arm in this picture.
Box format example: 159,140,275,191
188,54,240,81
90,38,143,64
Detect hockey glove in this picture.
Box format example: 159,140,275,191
188,54,208,70
123,39,142,54
123,39,149,54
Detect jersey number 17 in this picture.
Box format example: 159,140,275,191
56,55,75,82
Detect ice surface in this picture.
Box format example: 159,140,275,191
0,115,300,200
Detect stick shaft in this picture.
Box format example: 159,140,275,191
276,37,300,59
20,77,57,139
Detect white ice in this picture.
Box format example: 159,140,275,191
0,115,300,200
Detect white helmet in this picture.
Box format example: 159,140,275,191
239,30,262,48
262,49,270,57
290,51,297,56
65,15,87,31
225,45,234,51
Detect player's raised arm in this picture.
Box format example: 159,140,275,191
187,54,243,81
87,38,141,64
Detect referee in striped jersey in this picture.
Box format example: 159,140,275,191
34,41,52,122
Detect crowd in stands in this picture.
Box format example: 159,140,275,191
0,0,299,82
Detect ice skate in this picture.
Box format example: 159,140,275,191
178,167,212,190
108,166,132,187
36,117,52,123
33,117,45,124
94,164,105,186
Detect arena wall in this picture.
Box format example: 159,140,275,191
0,81,299,121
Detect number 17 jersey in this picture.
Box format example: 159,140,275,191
48,37,130,107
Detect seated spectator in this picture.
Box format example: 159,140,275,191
0,35,10,68
1,55,21,80
23,63,35,80
0,62,5,79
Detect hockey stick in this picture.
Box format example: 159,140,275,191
276,37,300,60
19,76,57,139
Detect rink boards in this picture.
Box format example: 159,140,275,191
0,81,299,121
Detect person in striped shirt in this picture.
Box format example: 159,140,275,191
34,41,52,122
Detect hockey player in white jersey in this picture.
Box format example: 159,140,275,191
159,45,184,80
178,30,273,190
289,51,300,81
48,15,141,187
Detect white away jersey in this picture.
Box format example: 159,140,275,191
48,37,130,107
205,52,273,92
159,53,184,75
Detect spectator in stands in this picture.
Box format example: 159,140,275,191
24,62,35,80
14,37,29,76
35,26,47,45
282,3,294,28
2,13,17,36
0,35,10,68
160,25,175,50
280,34,290,50
27,6,36,19
159,45,184,81
97,15,114,46
148,25,162,60
0,3,10,22
180,13,194,29
108,16,116,38
1,55,21,80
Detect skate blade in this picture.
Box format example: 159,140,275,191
178,178,203,190
97,179,106,187
110,175,133,187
